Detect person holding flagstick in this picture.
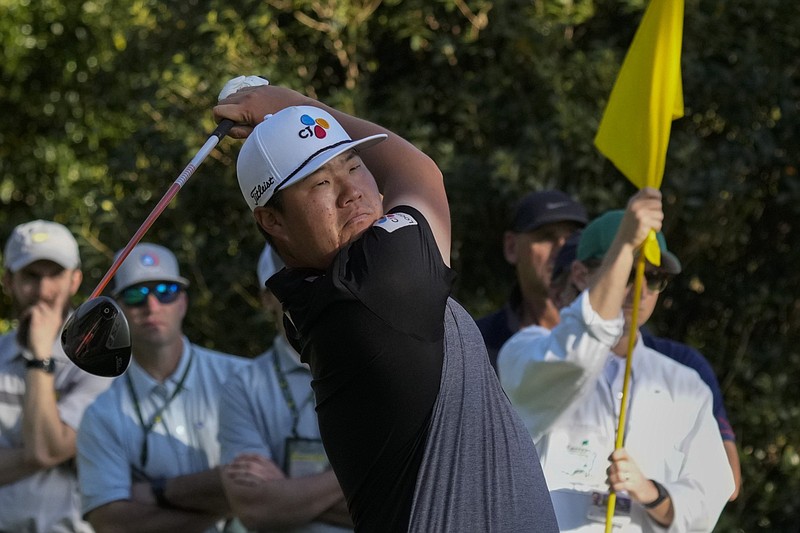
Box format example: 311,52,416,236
498,188,734,531
592,0,701,527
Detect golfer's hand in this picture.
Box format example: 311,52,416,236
214,85,311,139
606,448,659,504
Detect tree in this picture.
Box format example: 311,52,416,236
1,0,797,528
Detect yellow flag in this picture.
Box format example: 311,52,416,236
594,0,684,265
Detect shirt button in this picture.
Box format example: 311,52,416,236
175,425,186,436
616,391,624,400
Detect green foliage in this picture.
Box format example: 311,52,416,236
1,0,798,528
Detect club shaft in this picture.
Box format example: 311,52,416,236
89,119,234,299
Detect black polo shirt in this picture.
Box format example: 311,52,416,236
268,206,455,532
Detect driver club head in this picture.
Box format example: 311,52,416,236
61,296,131,377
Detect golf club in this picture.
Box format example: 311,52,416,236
61,118,235,377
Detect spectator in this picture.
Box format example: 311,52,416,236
219,243,352,532
499,189,734,531
1,220,110,533
476,190,587,370
77,243,248,532
549,229,742,501
213,83,558,532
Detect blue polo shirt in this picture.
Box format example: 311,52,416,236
77,338,247,527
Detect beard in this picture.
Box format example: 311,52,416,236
14,296,72,349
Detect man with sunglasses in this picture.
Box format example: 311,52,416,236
76,243,248,532
1,220,110,533
498,189,734,532
549,229,743,503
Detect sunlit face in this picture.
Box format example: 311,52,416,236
621,268,663,330
505,221,582,296
117,282,188,350
255,150,384,270
580,263,664,331
2,260,82,317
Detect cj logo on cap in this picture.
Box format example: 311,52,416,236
298,114,329,140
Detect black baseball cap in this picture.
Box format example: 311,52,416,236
552,230,582,280
510,190,588,233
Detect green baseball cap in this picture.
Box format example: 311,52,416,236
576,210,682,274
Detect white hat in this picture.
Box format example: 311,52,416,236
236,105,387,211
256,243,284,289
110,243,189,295
3,220,81,272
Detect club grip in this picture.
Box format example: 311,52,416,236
211,118,235,140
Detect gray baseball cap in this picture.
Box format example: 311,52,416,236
110,243,189,295
3,220,81,272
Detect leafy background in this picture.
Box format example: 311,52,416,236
1,0,797,529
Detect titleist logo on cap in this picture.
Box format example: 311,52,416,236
251,176,276,205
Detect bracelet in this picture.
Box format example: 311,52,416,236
26,358,55,374
643,479,669,509
151,478,174,508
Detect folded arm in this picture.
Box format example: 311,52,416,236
221,453,351,530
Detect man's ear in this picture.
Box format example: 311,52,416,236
69,269,83,296
254,207,285,242
503,231,519,265
571,260,591,291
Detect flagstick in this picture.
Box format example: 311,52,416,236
604,251,646,532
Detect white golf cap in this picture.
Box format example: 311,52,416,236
110,243,189,295
3,220,81,272
236,105,387,211
256,243,285,289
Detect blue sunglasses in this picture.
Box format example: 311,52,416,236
120,282,182,307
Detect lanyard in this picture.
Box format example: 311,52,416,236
125,349,194,467
271,350,314,439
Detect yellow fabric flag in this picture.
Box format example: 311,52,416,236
594,0,685,265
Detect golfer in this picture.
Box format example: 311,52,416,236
213,84,557,532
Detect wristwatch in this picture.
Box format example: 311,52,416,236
643,479,670,509
26,357,56,374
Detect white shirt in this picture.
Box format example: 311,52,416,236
498,292,734,532
0,329,110,533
